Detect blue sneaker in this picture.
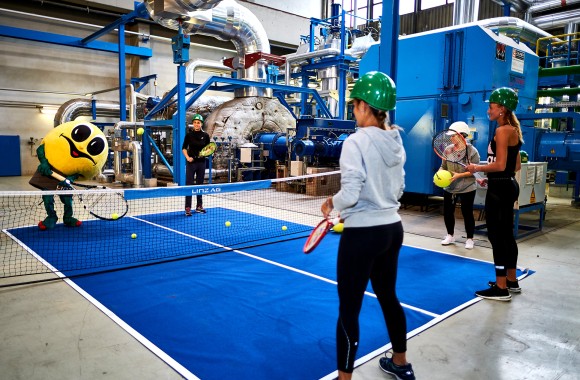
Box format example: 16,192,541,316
379,357,415,380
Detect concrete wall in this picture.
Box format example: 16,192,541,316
0,0,323,176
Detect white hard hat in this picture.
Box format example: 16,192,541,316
447,121,471,137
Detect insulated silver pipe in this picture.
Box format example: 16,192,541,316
453,0,480,25
54,99,125,127
283,48,341,86
533,10,580,31
145,0,270,97
114,121,145,187
186,58,233,83
477,17,552,46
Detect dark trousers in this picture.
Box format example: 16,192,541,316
336,222,407,373
185,161,205,209
443,190,476,238
485,178,519,277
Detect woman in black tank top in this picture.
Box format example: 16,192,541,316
466,87,524,302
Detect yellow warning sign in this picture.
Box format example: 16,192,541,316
530,187,536,203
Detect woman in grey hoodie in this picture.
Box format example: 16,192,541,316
321,71,415,380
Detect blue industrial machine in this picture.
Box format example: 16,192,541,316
361,23,540,195
253,117,355,167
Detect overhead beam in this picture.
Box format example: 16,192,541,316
0,25,152,58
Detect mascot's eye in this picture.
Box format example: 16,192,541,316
87,137,106,156
71,124,92,143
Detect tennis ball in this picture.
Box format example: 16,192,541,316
136,127,144,136
332,223,344,233
131,233,137,239
225,221,231,227
282,225,287,231
111,213,119,220
433,169,453,188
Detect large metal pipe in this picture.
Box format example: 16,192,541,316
283,48,341,86
477,17,552,46
539,65,580,77
114,121,144,187
146,0,271,97
533,9,580,31
537,87,580,97
54,84,140,126
453,0,480,26
186,58,233,83
54,99,125,126
527,0,580,16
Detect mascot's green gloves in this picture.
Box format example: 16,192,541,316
36,144,53,176
58,174,79,188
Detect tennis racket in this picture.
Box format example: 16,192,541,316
51,173,129,221
199,142,217,157
432,129,484,180
303,218,335,254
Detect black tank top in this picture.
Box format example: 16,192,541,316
487,139,522,179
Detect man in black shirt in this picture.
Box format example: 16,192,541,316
181,113,210,215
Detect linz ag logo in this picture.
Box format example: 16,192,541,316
513,50,524,60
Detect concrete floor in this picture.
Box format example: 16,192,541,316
1,176,579,380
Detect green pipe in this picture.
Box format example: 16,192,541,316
539,65,580,77
537,87,580,97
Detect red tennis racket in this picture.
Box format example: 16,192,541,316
432,129,484,180
303,218,334,254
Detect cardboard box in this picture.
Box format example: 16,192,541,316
305,167,340,196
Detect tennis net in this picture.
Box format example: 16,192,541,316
0,170,340,286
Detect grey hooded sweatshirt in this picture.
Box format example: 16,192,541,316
332,126,406,228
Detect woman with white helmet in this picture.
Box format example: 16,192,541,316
439,121,480,249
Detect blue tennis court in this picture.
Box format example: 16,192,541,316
7,206,530,379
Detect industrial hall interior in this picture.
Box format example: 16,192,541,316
1,0,579,379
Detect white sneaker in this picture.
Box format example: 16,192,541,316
441,234,455,245
465,239,474,250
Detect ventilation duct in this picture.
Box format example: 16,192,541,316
477,17,552,46
145,0,271,98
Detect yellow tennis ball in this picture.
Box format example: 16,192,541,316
131,233,137,239
433,169,453,188
225,221,231,227
282,225,287,231
136,127,144,136
332,223,344,233
111,213,119,220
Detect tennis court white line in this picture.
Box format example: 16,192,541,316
3,228,199,380
132,216,440,319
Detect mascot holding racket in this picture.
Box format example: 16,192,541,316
29,121,108,230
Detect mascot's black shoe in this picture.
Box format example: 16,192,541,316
64,217,82,227
39,216,58,230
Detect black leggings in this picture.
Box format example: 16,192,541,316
185,161,205,208
336,222,407,373
485,178,519,277
443,190,476,239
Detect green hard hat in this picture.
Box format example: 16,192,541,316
192,113,204,122
349,71,396,111
520,150,529,163
488,87,518,111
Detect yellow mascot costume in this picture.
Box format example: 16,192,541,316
29,121,108,230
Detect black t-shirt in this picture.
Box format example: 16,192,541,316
182,130,210,163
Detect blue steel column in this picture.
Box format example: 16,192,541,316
379,0,400,122
118,24,127,122
175,25,187,185
502,1,511,17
